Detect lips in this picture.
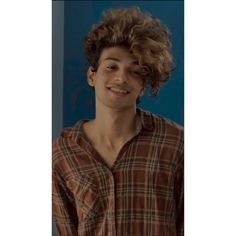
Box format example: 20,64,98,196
107,86,130,94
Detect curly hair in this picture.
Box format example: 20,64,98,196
84,6,175,96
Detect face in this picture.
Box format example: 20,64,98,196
87,46,144,110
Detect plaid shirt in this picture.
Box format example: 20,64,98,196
52,108,184,236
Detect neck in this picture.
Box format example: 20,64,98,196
91,105,141,148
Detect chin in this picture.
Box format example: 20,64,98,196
106,102,135,110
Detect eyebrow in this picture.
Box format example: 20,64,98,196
103,57,139,65
104,57,120,62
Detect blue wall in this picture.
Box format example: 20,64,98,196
63,1,184,127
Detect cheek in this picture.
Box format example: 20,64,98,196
95,71,109,83
135,81,144,91
133,76,144,86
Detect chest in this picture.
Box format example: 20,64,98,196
94,144,121,168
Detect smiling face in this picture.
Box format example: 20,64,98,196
87,46,145,110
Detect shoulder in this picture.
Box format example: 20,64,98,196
52,121,84,167
152,112,184,151
52,127,72,156
151,112,184,137
140,108,183,137
140,109,184,155
150,112,184,167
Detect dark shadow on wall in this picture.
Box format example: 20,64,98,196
52,1,64,235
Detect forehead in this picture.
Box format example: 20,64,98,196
99,46,138,65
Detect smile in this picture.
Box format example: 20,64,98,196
107,86,130,95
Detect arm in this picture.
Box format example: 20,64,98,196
52,169,78,236
174,154,184,236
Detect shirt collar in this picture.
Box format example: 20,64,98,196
136,108,154,131
72,108,154,137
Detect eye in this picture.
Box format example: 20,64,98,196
106,65,117,70
130,70,141,77
132,71,140,75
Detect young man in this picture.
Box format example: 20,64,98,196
52,7,184,236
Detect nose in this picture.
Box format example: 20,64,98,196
114,69,128,83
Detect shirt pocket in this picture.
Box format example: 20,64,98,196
66,175,100,222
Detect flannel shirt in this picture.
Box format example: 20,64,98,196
52,108,184,236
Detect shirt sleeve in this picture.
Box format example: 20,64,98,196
174,153,184,236
52,168,78,236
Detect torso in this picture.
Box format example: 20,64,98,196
82,121,124,169
93,144,120,168
82,115,142,169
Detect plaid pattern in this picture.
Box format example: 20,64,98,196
52,108,184,236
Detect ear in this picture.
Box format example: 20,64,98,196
87,67,95,87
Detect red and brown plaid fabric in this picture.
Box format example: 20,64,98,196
52,108,184,236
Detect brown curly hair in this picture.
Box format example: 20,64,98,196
84,6,174,96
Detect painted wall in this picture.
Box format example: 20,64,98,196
63,1,184,127
52,0,64,140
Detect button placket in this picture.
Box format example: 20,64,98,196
109,174,116,236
